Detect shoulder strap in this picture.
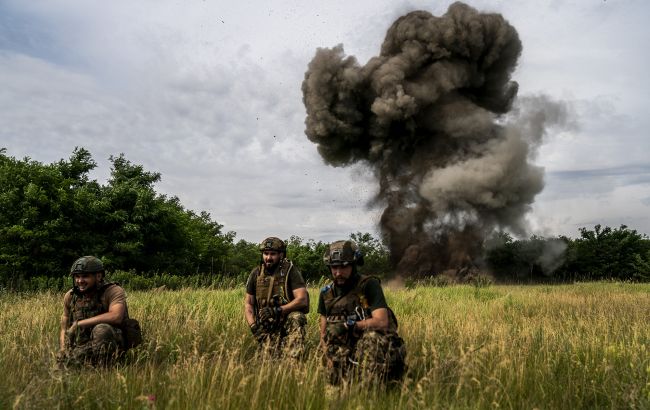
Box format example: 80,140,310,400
282,259,293,301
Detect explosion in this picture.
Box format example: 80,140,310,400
302,2,567,276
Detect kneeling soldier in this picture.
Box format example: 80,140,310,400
58,256,140,367
319,240,406,384
244,237,309,358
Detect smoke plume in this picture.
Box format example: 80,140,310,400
302,2,568,276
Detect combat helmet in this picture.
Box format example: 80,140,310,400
323,240,364,266
70,256,104,275
259,237,286,253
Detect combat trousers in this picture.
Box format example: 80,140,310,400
324,330,406,384
61,324,124,366
257,311,307,359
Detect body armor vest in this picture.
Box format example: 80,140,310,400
68,282,116,344
255,259,293,308
322,274,398,332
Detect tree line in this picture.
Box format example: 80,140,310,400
1,148,648,290
484,225,650,282
0,148,390,289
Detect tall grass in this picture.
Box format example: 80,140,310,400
0,283,648,409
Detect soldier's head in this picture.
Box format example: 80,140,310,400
323,240,364,286
70,256,105,293
259,237,286,272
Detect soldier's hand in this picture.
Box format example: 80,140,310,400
65,320,79,338
258,307,274,323
259,306,282,323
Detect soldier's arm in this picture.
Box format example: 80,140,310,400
319,315,327,349
244,293,256,326
355,307,390,332
60,294,72,350
59,313,69,351
74,302,126,330
278,287,309,315
354,278,390,331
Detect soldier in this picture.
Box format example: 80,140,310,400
318,240,406,384
58,256,140,366
244,237,309,358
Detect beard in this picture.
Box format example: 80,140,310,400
264,260,280,273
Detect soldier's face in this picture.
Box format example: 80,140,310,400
262,250,282,269
74,272,101,292
331,265,353,286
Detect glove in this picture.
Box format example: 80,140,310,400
65,320,80,341
250,322,266,343
258,306,282,323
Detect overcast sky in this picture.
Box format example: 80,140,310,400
1,0,649,243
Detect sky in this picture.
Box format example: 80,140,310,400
1,0,649,243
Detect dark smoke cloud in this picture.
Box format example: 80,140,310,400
302,2,569,276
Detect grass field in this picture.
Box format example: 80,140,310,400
1,282,648,409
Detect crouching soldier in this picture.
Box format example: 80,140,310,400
319,240,406,384
58,256,141,367
244,237,309,358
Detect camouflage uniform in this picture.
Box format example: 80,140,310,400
247,237,308,359
320,241,406,384
60,282,126,366
321,275,406,383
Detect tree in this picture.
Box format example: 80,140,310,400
562,225,650,280
350,232,391,276
0,148,237,281
285,236,329,282
0,147,100,278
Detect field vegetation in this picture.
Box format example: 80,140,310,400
1,282,648,409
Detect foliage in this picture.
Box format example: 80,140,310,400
485,232,568,281
350,232,391,277
285,236,329,282
485,226,650,282
284,233,391,283
2,148,650,286
0,149,235,280
560,224,650,281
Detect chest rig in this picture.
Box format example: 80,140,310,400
255,259,293,308
323,274,372,322
322,274,398,332
69,282,116,343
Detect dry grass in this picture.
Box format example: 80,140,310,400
1,282,648,409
